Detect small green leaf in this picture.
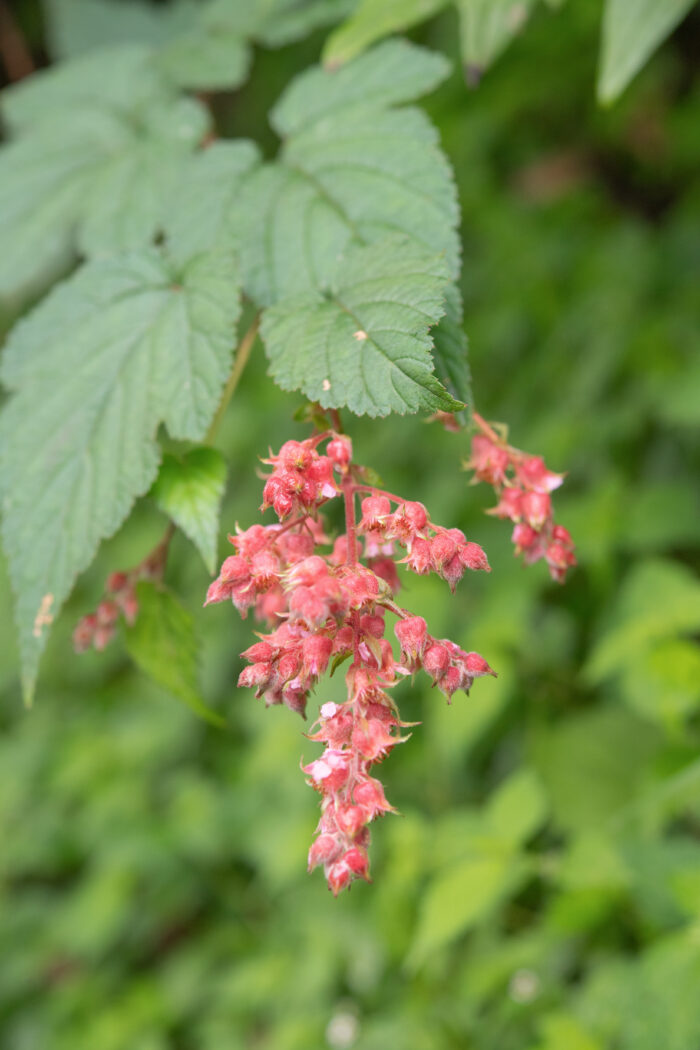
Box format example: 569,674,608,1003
598,0,697,104
0,244,240,700
456,0,538,80
487,768,547,846
261,235,461,417
151,449,227,575
124,582,224,727
322,0,449,68
407,854,526,967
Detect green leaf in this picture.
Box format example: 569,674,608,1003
431,285,472,409
163,141,261,264
322,0,449,68
234,40,457,305
124,582,224,726
271,38,451,135
487,769,547,846
0,245,240,700
531,706,660,832
156,30,251,91
598,0,697,104
253,0,356,47
261,235,461,417
0,47,210,296
407,854,527,967
44,0,197,60
456,0,538,80
151,449,227,575
585,559,700,684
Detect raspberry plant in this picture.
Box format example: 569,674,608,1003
0,1,579,890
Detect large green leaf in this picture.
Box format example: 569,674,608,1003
150,449,227,575
44,0,197,59
456,0,538,79
0,46,209,296
323,0,449,68
260,236,461,417
235,40,458,307
598,0,697,104
125,582,224,726
0,246,240,700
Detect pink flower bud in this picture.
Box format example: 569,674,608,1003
516,455,564,493
73,614,97,653
459,541,490,571
354,776,393,818
442,553,465,592
511,523,537,552
343,846,370,879
521,490,551,530
395,616,428,667
327,436,352,468
552,524,574,546
469,434,510,485
308,834,341,871
368,556,401,593
334,803,368,837
360,495,391,529
238,662,274,691
241,640,275,663
360,614,385,639
424,643,450,680
326,859,353,896
404,537,432,574
302,634,333,677
204,578,234,606
106,571,128,593
489,486,524,521
462,652,496,678
430,532,458,570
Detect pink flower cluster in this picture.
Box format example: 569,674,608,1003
73,570,142,652
206,431,495,894
467,418,576,583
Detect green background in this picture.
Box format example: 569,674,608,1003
1,2,699,1047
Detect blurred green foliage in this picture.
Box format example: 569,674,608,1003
1,2,699,1048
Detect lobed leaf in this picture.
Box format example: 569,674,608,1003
261,235,461,417
0,246,240,700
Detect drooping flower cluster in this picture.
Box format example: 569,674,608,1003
206,431,495,894
467,414,576,582
73,541,168,652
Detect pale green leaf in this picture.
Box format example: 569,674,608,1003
408,854,526,966
163,140,261,264
487,769,547,846
44,0,198,60
323,0,449,68
237,105,459,304
586,559,700,684
156,30,251,91
619,638,700,727
271,38,451,135
151,449,227,575
261,235,461,417
0,245,240,700
456,0,538,78
0,47,210,295
531,706,660,832
125,582,224,726
254,0,356,47
598,0,697,104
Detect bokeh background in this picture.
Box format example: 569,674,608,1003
1,2,699,1048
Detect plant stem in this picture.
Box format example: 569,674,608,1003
471,411,502,445
343,476,358,567
205,313,260,444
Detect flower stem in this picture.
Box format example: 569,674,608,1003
205,313,260,445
